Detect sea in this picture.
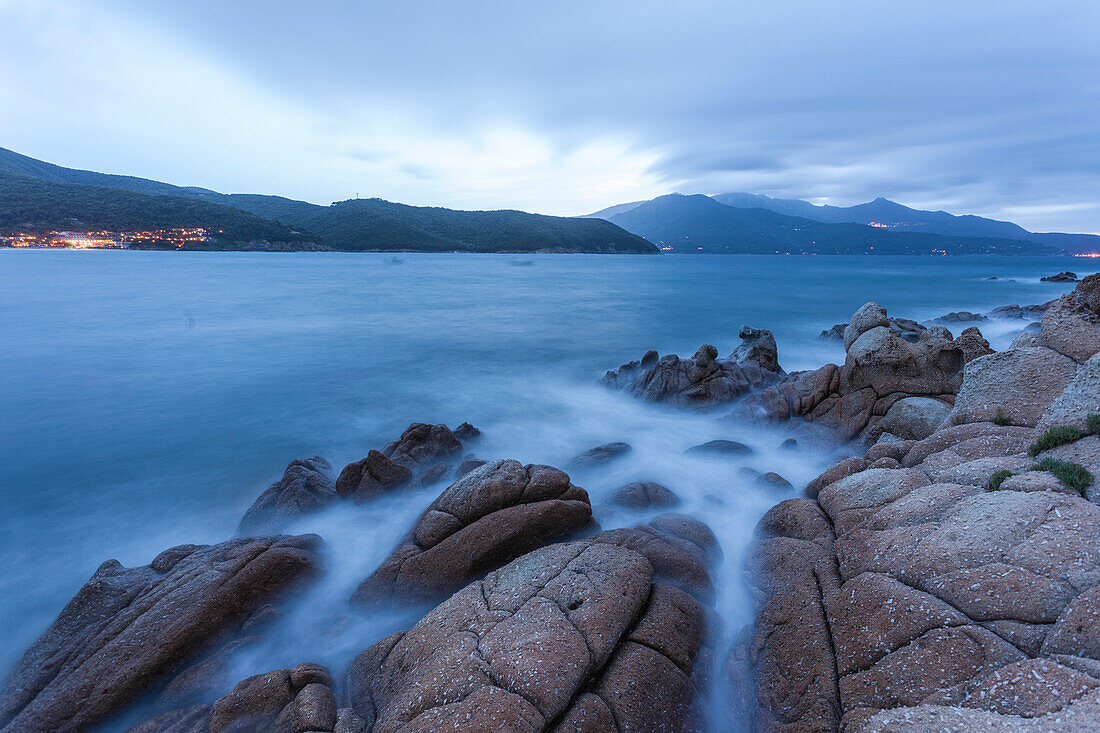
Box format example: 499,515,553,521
0,250,1089,729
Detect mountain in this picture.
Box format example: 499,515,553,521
712,191,1100,252
604,194,1052,254
0,148,657,253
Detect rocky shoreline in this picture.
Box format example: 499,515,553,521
1,276,1098,732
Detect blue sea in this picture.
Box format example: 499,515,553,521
0,250,1088,728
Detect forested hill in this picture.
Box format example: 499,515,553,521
0,147,658,253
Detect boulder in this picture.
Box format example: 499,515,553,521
733,325,780,373
842,325,962,398
381,422,463,469
948,347,1078,427
351,460,592,607
568,442,632,468
238,456,336,535
870,396,951,442
845,302,890,351
1040,276,1100,363
1037,352,1100,432
346,539,714,733
608,481,681,509
0,535,323,732
452,422,481,441
454,458,487,479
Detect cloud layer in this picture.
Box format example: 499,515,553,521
2,0,1098,231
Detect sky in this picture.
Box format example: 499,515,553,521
1,0,1099,232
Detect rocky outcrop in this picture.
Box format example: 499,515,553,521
1041,271,1078,282
0,535,323,733
954,326,995,363
738,303,968,445
1038,352,1100,432
334,422,478,503
743,349,1100,731
346,531,717,733
350,460,593,607
238,457,337,534
601,327,784,406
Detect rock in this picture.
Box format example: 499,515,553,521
346,539,714,733
842,325,963,398
1011,331,1047,349
686,439,754,456
334,449,412,503
600,333,784,407
1041,271,1078,282
948,347,1078,427
351,460,592,607
780,438,799,451
133,663,343,733
845,302,890,351
382,422,463,469
568,441,632,468
0,535,323,732
454,458,487,479
820,323,847,341
416,462,450,486
238,457,336,535
453,422,481,441
939,311,986,323
755,472,794,491
954,326,995,363
871,396,951,442
805,456,869,499
733,325,780,372
608,481,681,509
1038,352,1100,432
1041,281,1100,363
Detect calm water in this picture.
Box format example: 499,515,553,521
0,250,1088,728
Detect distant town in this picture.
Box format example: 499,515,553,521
1,228,213,249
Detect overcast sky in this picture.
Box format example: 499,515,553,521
2,0,1098,231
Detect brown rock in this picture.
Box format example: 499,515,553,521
334,450,411,503
238,456,336,535
0,536,323,733
350,460,592,607
608,480,681,509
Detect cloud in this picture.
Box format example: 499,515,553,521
2,0,1099,230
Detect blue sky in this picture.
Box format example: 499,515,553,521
2,0,1099,231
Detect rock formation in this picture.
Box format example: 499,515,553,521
238,456,337,534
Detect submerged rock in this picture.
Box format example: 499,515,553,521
686,439,754,456
1041,271,1078,282
0,535,323,733
608,480,681,509
568,441,632,468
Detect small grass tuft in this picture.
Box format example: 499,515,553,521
1088,413,1100,435
1031,458,1093,497
992,408,1010,426
986,470,1014,491
1029,425,1083,456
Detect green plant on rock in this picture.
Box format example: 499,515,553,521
1031,458,1093,497
1029,425,1083,456
986,470,1014,491
1088,413,1100,435
992,408,1010,426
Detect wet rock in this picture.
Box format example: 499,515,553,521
334,450,411,503
948,347,1078,427
238,457,336,535
0,536,323,732
568,441,632,468
346,539,714,733
608,481,681,509
1041,271,1078,282
686,439,754,456
351,460,592,607
600,329,784,406
416,462,450,487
